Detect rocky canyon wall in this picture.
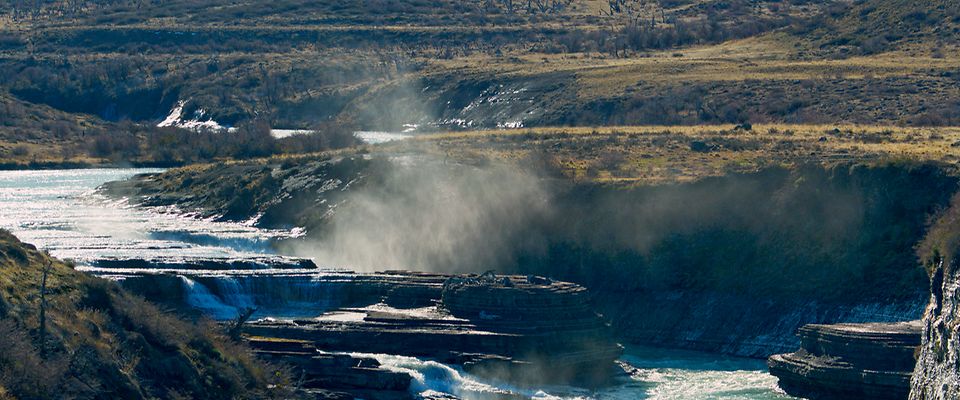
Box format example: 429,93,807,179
910,192,960,399
104,158,958,357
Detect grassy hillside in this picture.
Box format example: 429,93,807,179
386,124,960,183
0,230,292,399
0,0,957,165
797,0,960,57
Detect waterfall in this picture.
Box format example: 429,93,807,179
178,276,240,320
174,275,348,319
212,277,256,310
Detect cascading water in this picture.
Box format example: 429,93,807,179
209,277,256,312
0,168,803,399
351,352,517,399
179,276,241,320
189,275,347,318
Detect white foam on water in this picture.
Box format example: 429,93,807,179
342,348,795,400
342,352,521,400
354,131,411,144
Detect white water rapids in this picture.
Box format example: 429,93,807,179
0,168,796,399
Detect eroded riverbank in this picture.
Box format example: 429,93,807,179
0,168,800,399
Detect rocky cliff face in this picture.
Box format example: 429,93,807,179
910,264,960,399
104,158,958,358
606,291,925,357
769,321,921,399
231,271,622,387
908,188,960,399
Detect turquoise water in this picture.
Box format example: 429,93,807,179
606,346,795,400
0,168,796,399
354,346,794,399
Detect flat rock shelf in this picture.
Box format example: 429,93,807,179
768,321,922,400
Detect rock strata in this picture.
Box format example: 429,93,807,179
247,337,413,400
910,265,960,400
768,321,922,400
241,271,622,387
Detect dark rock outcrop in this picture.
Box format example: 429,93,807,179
768,321,922,400
239,272,622,387
247,338,413,400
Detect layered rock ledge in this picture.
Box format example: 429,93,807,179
240,271,623,388
768,320,922,400
247,337,414,400
114,270,622,392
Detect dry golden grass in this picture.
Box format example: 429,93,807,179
379,124,960,185
427,33,960,101
0,140,105,167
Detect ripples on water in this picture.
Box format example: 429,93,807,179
0,168,303,267
0,168,795,400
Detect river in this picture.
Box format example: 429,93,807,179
0,168,795,400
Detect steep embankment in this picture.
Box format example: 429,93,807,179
105,151,958,357
0,230,290,399
533,162,952,355
910,194,960,399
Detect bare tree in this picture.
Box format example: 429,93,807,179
228,307,257,341
38,259,50,357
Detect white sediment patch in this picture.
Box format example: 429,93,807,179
157,100,233,132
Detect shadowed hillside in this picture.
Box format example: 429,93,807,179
0,230,294,399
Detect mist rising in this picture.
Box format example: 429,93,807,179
284,157,553,272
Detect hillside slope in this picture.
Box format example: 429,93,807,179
0,230,290,399
799,0,960,56
1,0,958,165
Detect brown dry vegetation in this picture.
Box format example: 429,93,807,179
372,124,960,185
0,0,956,166
179,123,960,188
0,230,295,399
